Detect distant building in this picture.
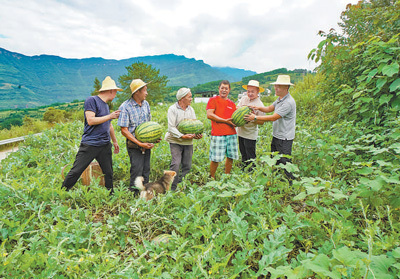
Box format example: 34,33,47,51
193,91,217,103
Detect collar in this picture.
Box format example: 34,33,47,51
277,93,290,103
175,102,190,111
129,98,143,107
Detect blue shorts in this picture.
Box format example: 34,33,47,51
209,135,239,162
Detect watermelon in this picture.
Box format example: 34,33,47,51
231,106,251,127
152,234,172,244
135,121,163,143
177,119,204,134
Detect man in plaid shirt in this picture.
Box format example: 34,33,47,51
118,79,155,194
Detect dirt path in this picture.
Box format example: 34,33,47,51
0,146,19,162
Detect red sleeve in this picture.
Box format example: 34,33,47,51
206,96,216,110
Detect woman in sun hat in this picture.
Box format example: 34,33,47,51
62,76,122,193
236,79,266,170
244,75,296,185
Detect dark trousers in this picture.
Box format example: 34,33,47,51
238,136,256,170
169,143,193,190
62,142,113,190
271,136,295,182
127,143,151,187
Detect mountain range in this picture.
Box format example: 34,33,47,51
0,48,256,110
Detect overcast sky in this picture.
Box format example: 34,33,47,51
0,0,358,73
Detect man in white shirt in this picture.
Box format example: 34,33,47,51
165,88,202,190
237,80,265,170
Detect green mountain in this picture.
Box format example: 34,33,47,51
0,48,256,109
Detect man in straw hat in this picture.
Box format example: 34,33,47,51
62,76,121,193
118,79,156,194
237,80,266,170
165,88,203,191
244,74,296,184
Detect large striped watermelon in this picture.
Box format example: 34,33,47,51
152,234,172,244
135,121,163,143
177,119,204,134
231,106,251,127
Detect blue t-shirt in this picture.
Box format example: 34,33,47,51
81,96,111,146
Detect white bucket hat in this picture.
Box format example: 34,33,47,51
176,88,191,100
130,79,149,94
98,76,122,92
242,80,265,93
270,75,294,86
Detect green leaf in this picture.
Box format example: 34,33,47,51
366,68,378,82
356,167,374,175
293,192,307,201
353,91,362,99
379,94,392,105
370,255,396,279
389,142,400,153
382,62,399,77
303,254,340,278
305,186,325,195
389,78,400,92
376,78,387,90
332,246,366,267
359,176,386,191
391,247,400,259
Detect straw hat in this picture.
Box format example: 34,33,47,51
270,75,294,86
130,79,148,94
242,80,265,93
99,76,122,92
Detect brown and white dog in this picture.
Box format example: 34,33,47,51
134,170,176,201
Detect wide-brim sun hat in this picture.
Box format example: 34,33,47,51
130,79,148,94
242,80,265,93
99,76,122,92
270,75,294,86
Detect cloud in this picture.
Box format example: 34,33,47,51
0,0,358,73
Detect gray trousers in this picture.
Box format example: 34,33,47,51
169,143,193,190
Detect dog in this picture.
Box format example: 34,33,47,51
134,170,176,201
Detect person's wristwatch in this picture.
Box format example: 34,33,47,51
253,115,257,122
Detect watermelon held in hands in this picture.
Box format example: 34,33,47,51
177,119,204,134
231,106,251,127
135,121,163,143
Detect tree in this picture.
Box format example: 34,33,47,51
90,77,114,110
116,62,169,107
43,107,68,124
91,77,101,96
308,0,400,124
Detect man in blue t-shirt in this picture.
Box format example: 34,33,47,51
62,76,121,192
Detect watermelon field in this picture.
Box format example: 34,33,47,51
1,93,400,278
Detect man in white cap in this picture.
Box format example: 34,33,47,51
244,75,296,184
62,76,121,193
165,88,203,190
118,79,156,194
237,80,266,170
